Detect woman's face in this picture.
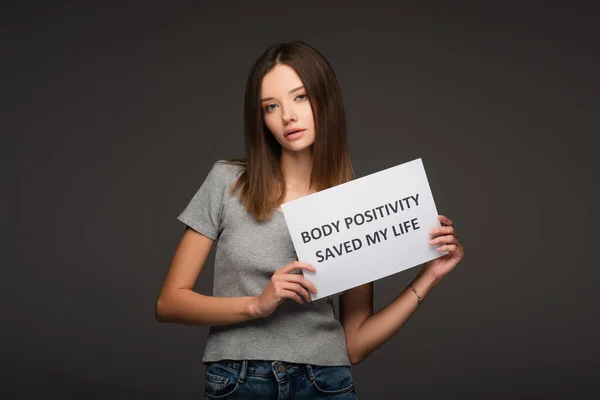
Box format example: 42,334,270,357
260,64,316,152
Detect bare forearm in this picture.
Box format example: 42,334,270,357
348,271,440,363
156,289,260,326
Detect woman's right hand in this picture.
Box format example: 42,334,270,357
251,261,318,318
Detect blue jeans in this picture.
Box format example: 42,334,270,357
204,359,358,399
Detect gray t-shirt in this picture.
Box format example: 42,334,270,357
177,160,351,366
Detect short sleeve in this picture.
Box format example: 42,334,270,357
177,161,234,240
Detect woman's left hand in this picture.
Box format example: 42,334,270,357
420,215,465,283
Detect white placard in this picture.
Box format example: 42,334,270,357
281,158,447,301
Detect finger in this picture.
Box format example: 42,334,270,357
429,234,457,246
285,274,318,294
277,261,316,275
282,282,312,302
429,226,455,236
436,244,458,252
438,215,453,226
282,288,305,304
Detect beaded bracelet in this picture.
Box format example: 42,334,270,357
408,283,423,305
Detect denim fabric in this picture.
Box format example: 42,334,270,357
204,359,358,399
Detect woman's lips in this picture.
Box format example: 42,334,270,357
285,129,305,140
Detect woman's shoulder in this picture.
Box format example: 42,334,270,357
209,159,245,186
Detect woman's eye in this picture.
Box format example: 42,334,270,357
264,94,306,112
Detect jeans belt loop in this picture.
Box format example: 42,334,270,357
238,360,248,384
305,364,315,381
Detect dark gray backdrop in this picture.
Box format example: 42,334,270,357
2,1,598,399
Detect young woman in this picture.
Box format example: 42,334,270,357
156,41,465,399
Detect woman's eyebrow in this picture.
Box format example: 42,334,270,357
260,86,305,102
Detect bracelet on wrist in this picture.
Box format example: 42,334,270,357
408,283,423,305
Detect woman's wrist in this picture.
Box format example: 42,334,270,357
418,267,443,287
246,296,265,320
409,269,440,304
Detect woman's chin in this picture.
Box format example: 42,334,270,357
281,141,314,154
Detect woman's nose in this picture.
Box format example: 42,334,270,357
281,107,298,124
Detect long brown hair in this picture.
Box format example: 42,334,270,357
227,41,354,220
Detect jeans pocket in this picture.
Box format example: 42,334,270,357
204,362,240,399
309,365,355,395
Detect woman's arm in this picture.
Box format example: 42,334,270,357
339,269,439,364
340,214,464,364
155,227,261,326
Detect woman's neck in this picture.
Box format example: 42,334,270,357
280,147,314,195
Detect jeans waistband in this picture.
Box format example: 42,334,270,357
206,359,320,383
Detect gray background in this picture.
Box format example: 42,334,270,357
2,1,598,399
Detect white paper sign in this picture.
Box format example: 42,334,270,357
281,158,447,301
